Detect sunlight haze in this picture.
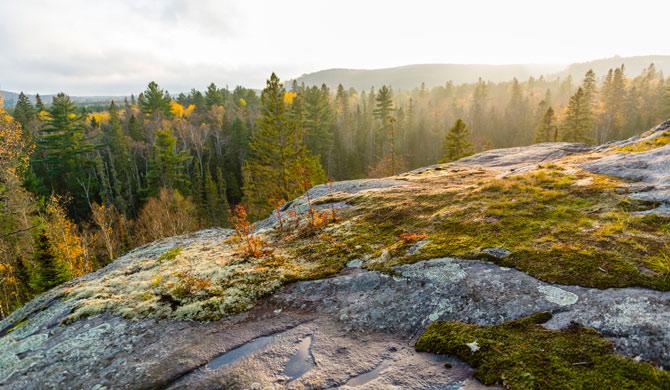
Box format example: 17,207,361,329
1,0,669,94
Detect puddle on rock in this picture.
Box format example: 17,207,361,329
345,360,392,387
284,335,315,381
206,335,274,370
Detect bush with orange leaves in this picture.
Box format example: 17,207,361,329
229,204,265,258
399,232,428,244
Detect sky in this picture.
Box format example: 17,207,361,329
0,0,669,95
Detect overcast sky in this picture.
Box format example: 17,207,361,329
1,0,669,95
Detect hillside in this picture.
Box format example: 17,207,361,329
292,55,670,90
0,90,125,109
1,121,670,388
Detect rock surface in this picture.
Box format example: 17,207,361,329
2,122,670,389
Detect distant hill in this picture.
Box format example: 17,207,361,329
557,55,670,80
291,63,563,91
1,90,125,109
292,55,670,90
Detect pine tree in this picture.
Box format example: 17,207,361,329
140,81,171,118
31,230,63,293
32,93,96,220
34,94,45,113
535,107,558,143
242,73,325,219
561,88,594,143
102,101,133,212
441,119,473,162
13,92,35,136
372,86,394,161
205,83,223,108
146,129,190,197
303,85,335,172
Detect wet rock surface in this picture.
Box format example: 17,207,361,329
2,256,669,389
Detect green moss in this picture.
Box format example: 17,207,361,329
617,131,670,153
158,246,182,262
355,168,670,289
416,312,670,389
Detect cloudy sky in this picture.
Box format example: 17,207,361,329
0,0,668,95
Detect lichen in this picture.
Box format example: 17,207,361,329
416,312,670,389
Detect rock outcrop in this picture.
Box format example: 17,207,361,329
1,121,669,389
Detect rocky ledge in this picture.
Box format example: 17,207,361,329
1,121,670,389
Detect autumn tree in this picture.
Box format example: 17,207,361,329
134,188,200,244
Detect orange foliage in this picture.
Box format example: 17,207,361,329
229,204,264,258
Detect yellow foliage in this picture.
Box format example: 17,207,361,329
239,98,247,107
170,101,195,119
87,111,110,125
283,91,297,105
38,110,52,121
46,195,93,278
0,103,31,175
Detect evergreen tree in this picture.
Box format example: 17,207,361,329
441,119,473,162
31,230,63,293
34,94,45,112
140,81,171,118
32,93,96,220
561,88,594,143
535,107,558,143
13,92,35,136
205,83,223,108
146,129,190,197
303,85,335,173
102,101,133,213
372,86,394,161
242,73,325,219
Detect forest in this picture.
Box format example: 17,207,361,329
1,63,670,318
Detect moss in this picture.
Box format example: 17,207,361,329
617,131,670,153
63,160,670,323
355,167,670,290
416,312,670,389
158,246,182,263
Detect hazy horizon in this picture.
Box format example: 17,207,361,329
2,0,670,95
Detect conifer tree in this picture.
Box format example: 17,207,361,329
32,93,96,220
561,88,594,143
535,107,558,142
140,81,171,118
34,94,45,113
373,86,394,161
102,101,133,212
31,230,63,293
242,73,325,219
303,85,335,172
13,92,35,136
205,83,223,108
146,129,190,197
441,119,473,162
